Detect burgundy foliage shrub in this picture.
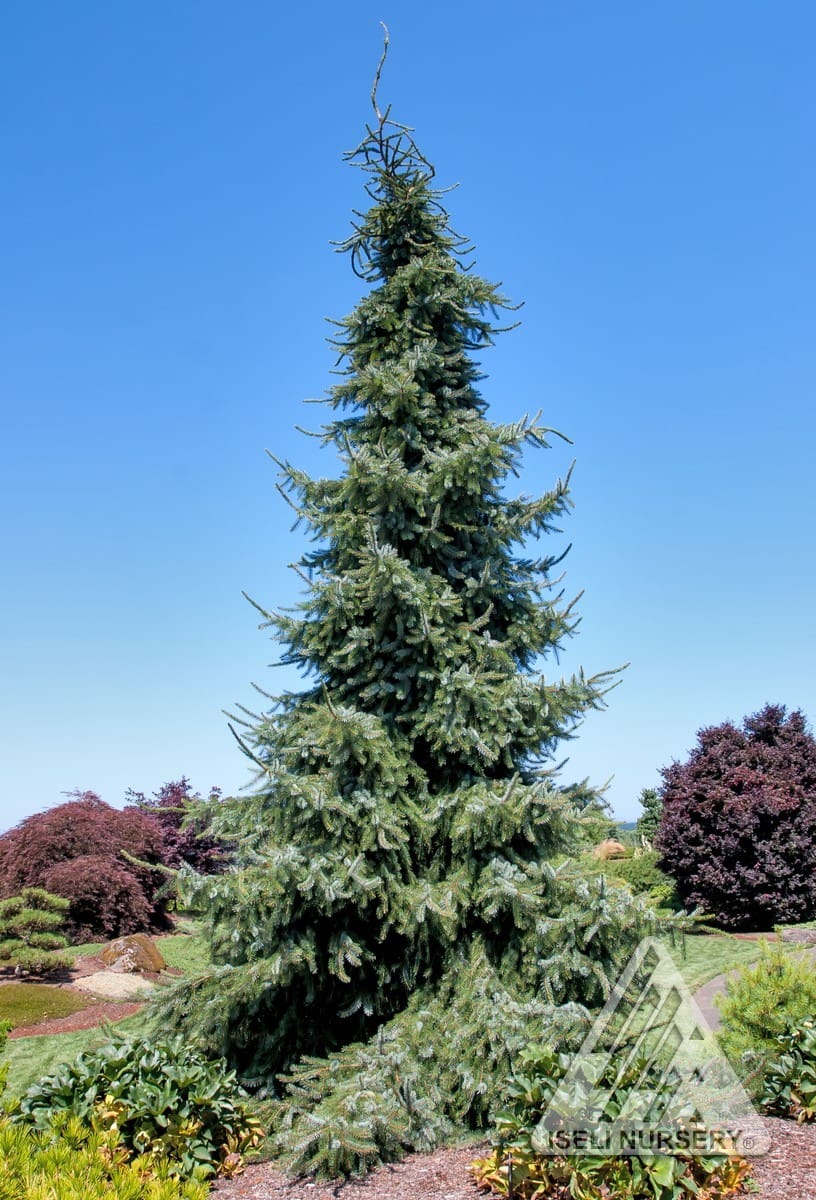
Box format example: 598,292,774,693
124,778,228,874
0,793,171,942
656,704,816,930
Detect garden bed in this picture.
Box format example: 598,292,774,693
211,1121,816,1200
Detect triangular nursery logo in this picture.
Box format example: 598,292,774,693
532,937,771,1157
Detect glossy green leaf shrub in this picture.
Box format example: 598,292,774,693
0,1114,208,1200
16,1032,262,1179
759,1022,816,1123
471,1045,750,1200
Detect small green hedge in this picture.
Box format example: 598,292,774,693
606,851,679,908
717,943,816,1069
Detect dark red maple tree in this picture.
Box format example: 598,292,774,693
657,704,816,929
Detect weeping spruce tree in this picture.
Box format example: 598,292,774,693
163,70,654,1176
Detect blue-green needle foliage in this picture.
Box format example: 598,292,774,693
161,104,654,1173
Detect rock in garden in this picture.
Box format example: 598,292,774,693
780,928,816,947
98,933,166,973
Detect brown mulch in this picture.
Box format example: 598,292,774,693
8,1000,144,1039
212,1144,487,1200
212,1120,816,1200
749,1116,816,1199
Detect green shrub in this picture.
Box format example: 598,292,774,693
717,942,816,1069
471,1044,750,1200
0,1114,208,1200
759,1021,816,1122
0,888,71,973
606,852,679,909
16,1032,263,1179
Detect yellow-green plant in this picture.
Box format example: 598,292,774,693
0,1114,208,1200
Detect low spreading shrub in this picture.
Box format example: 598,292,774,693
17,1031,263,1179
759,1021,816,1123
717,942,816,1069
471,1044,751,1200
0,888,71,972
0,793,170,941
0,1116,208,1200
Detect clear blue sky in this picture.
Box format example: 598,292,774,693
2,2,815,833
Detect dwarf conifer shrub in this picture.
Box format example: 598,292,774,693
717,942,816,1070
0,1116,208,1200
657,705,816,929
0,888,71,972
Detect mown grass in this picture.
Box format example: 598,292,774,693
2,1011,150,1100
0,984,92,1030
661,932,771,990
156,930,212,975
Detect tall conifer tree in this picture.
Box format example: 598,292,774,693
164,49,654,1174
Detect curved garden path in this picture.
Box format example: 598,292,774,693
693,944,816,1032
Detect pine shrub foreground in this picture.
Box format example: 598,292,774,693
0,1117,209,1200
158,89,674,1175
717,942,816,1075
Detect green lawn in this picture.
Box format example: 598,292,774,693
0,984,91,1030
2,1011,150,1100
156,929,212,975
60,921,212,975
661,932,770,990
